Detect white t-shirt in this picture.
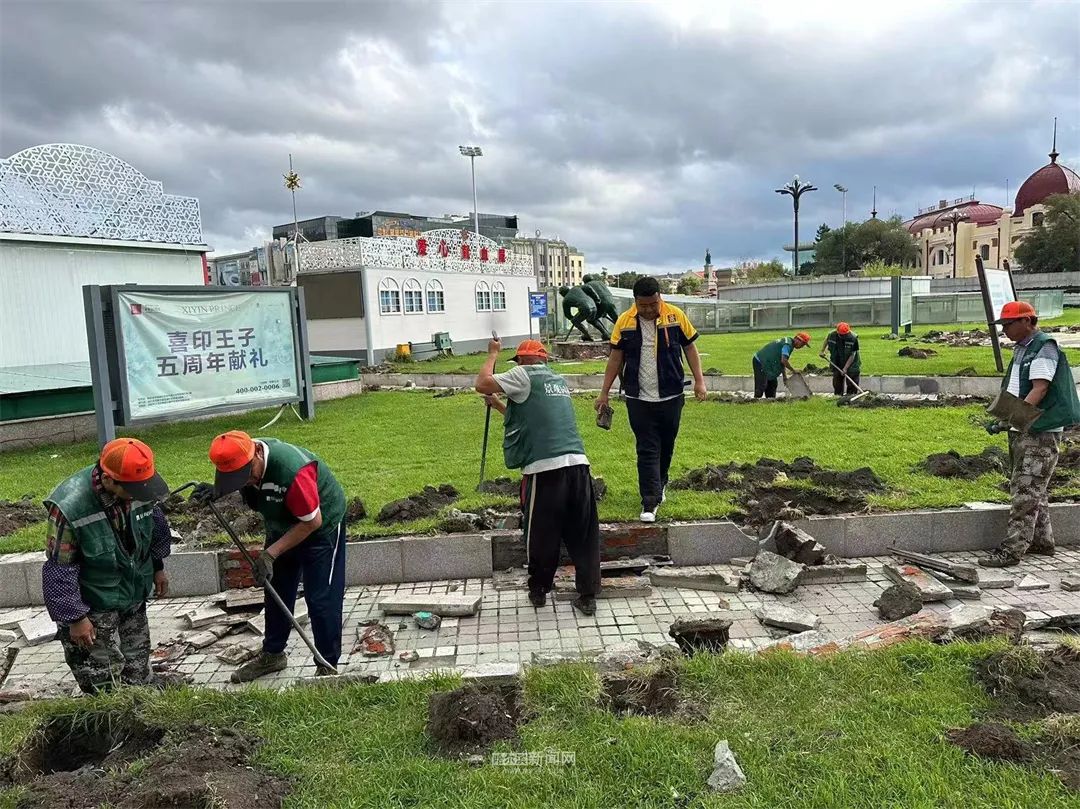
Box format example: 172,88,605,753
493,364,590,475
1007,336,1062,433
631,319,679,403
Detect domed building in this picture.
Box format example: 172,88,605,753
905,126,1079,277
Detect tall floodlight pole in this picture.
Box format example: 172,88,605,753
283,154,302,283
775,175,817,276
834,184,848,275
459,146,483,237
942,209,968,278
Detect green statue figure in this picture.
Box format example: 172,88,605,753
559,285,610,342
580,275,618,326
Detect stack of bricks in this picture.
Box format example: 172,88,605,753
221,545,263,590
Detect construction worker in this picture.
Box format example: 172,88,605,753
581,274,619,327
981,301,1080,567
43,438,172,694
753,332,811,399
559,285,609,341
476,338,600,616
207,431,347,680
821,322,861,395
595,276,707,522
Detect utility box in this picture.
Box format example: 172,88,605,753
433,332,453,353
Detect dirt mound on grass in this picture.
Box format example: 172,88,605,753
899,346,938,359
161,490,263,545
427,683,522,757
602,664,681,717
837,393,987,409
974,646,1080,722
921,447,1009,479
378,484,459,524
6,710,290,809
946,722,1034,762
479,477,520,496
345,496,368,523
0,498,42,537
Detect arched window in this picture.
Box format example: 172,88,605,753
426,279,445,313
492,281,507,311
403,278,423,314
475,280,492,312
980,244,990,261
378,277,401,315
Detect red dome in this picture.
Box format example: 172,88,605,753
1013,159,1080,218
906,203,1004,234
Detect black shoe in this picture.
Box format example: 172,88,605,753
315,664,337,677
572,595,597,616
979,549,1021,568
528,590,546,608
1028,544,1056,556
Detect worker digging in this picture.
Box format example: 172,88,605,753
752,332,812,399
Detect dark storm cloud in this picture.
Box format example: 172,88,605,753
1,0,1077,269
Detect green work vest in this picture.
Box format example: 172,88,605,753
754,337,794,379
249,438,346,537
503,365,586,470
827,332,861,374
44,466,155,613
1002,331,1080,433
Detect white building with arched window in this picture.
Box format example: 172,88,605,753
297,229,537,362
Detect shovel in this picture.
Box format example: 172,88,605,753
824,358,870,401
169,481,338,674
987,390,1043,433
783,370,812,400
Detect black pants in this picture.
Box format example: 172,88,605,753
521,465,601,596
625,396,685,510
832,368,860,395
263,521,347,666
752,357,778,399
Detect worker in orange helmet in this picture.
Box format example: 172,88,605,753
820,322,861,396
752,332,811,399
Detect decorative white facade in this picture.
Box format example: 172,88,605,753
0,143,204,245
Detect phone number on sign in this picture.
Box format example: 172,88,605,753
235,381,286,395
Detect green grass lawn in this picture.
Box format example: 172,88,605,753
0,389,1054,554
1,643,1077,808
388,309,1080,377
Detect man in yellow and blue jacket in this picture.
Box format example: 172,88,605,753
595,277,707,522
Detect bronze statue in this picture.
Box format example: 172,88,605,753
559,284,610,341
580,275,618,325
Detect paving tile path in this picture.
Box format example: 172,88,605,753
4,548,1080,693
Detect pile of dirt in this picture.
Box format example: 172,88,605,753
974,646,1080,722
737,485,869,527
345,496,367,523
837,393,988,409
601,664,681,717
920,329,994,347
161,490,263,544
478,477,520,497
0,498,41,537
947,721,1080,791
5,711,290,809
898,346,938,359
921,447,1009,479
427,683,522,757
377,484,459,524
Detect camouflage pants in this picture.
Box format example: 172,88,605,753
1001,431,1060,558
57,602,151,694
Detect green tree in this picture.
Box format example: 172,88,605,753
815,223,831,242
616,271,642,289
814,215,918,275
675,275,704,295
740,259,788,284
1014,194,1080,273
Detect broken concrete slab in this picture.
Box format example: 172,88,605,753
947,583,982,600
945,605,996,632
179,629,220,650
707,740,746,793
945,606,1024,643
555,576,652,600
769,522,826,565
599,556,669,576
216,639,262,665
754,603,821,633
1017,574,1051,591
759,630,833,654
882,564,953,602
0,609,38,631
646,565,741,593
748,551,804,595
460,662,522,686
17,615,55,646
796,563,868,585
976,571,1016,590
668,616,732,654
224,588,265,609
377,594,482,617
183,604,228,629
874,582,923,621
1061,575,1080,592
888,547,979,584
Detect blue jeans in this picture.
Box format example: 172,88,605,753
263,521,347,666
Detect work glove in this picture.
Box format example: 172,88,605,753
189,482,216,506
985,420,1008,435
252,550,275,585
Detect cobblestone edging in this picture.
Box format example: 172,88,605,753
2,503,1078,608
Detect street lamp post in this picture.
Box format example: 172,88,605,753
459,145,483,237
941,209,969,278
776,175,818,275
834,184,848,275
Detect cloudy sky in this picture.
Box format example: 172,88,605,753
2,0,1077,272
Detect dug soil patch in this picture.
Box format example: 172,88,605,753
602,664,682,717
5,710,290,809
974,646,1080,722
837,393,987,409
161,490,263,545
947,721,1080,791
672,457,882,527
921,447,1008,479
377,484,459,524
427,683,522,757
0,498,42,537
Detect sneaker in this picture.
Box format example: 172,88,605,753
640,510,656,523
1028,544,1056,556
230,651,288,683
979,549,1021,568
572,595,597,616
528,590,547,608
